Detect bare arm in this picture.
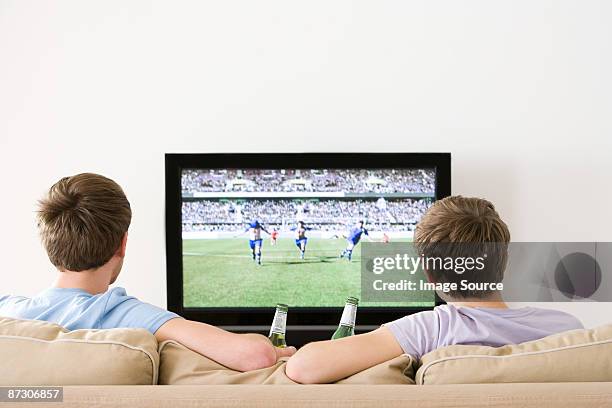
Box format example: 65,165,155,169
155,318,295,372
285,326,403,384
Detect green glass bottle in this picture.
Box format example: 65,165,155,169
331,296,359,340
268,303,288,348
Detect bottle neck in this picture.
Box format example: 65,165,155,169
339,303,357,327
269,309,287,335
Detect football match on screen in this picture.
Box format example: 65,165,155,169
181,168,436,308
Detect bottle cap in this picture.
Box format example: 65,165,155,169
346,297,359,305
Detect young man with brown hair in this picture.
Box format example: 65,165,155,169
286,196,583,384
0,173,295,371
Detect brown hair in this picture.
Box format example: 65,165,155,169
37,173,132,271
414,196,511,299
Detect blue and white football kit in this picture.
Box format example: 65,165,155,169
243,220,268,265
291,224,311,259
340,225,369,261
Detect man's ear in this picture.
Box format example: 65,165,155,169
424,269,435,283
116,232,128,258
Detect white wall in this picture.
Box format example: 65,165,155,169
1,0,610,327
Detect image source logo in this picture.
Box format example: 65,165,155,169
361,242,502,302
361,242,612,302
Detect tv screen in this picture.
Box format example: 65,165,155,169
166,153,451,328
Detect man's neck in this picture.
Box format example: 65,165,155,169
53,267,113,295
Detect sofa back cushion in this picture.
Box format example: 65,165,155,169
0,316,159,385
416,324,612,384
159,340,416,385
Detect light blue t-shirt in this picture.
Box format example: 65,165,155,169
0,287,179,334
386,304,584,360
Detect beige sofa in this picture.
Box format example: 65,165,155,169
1,317,612,408
36,383,612,408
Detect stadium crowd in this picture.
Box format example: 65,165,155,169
181,168,435,194
181,198,431,232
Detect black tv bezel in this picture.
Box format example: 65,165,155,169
166,153,451,327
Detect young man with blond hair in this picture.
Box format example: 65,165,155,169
286,196,583,384
0,173,295,371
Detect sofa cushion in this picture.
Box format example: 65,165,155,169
159,340,416,385
416,324,612,384
335,352,416,385
0,316,159,385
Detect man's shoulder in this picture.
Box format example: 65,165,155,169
386,307,440,329
523,306,584,329
95,288,178,333
98,287,138,307
0,294,32,306
0,293,46,321
449,304,584,330
104,286,129,297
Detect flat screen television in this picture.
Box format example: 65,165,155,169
166,153,451,340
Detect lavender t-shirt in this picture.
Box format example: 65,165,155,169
385,305,583,359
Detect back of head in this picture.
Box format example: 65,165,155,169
414,196,511,299
37,173,132,272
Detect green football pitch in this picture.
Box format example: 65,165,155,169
183,238,434,308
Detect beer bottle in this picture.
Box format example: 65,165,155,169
331,296,358,340
268,303,288,348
